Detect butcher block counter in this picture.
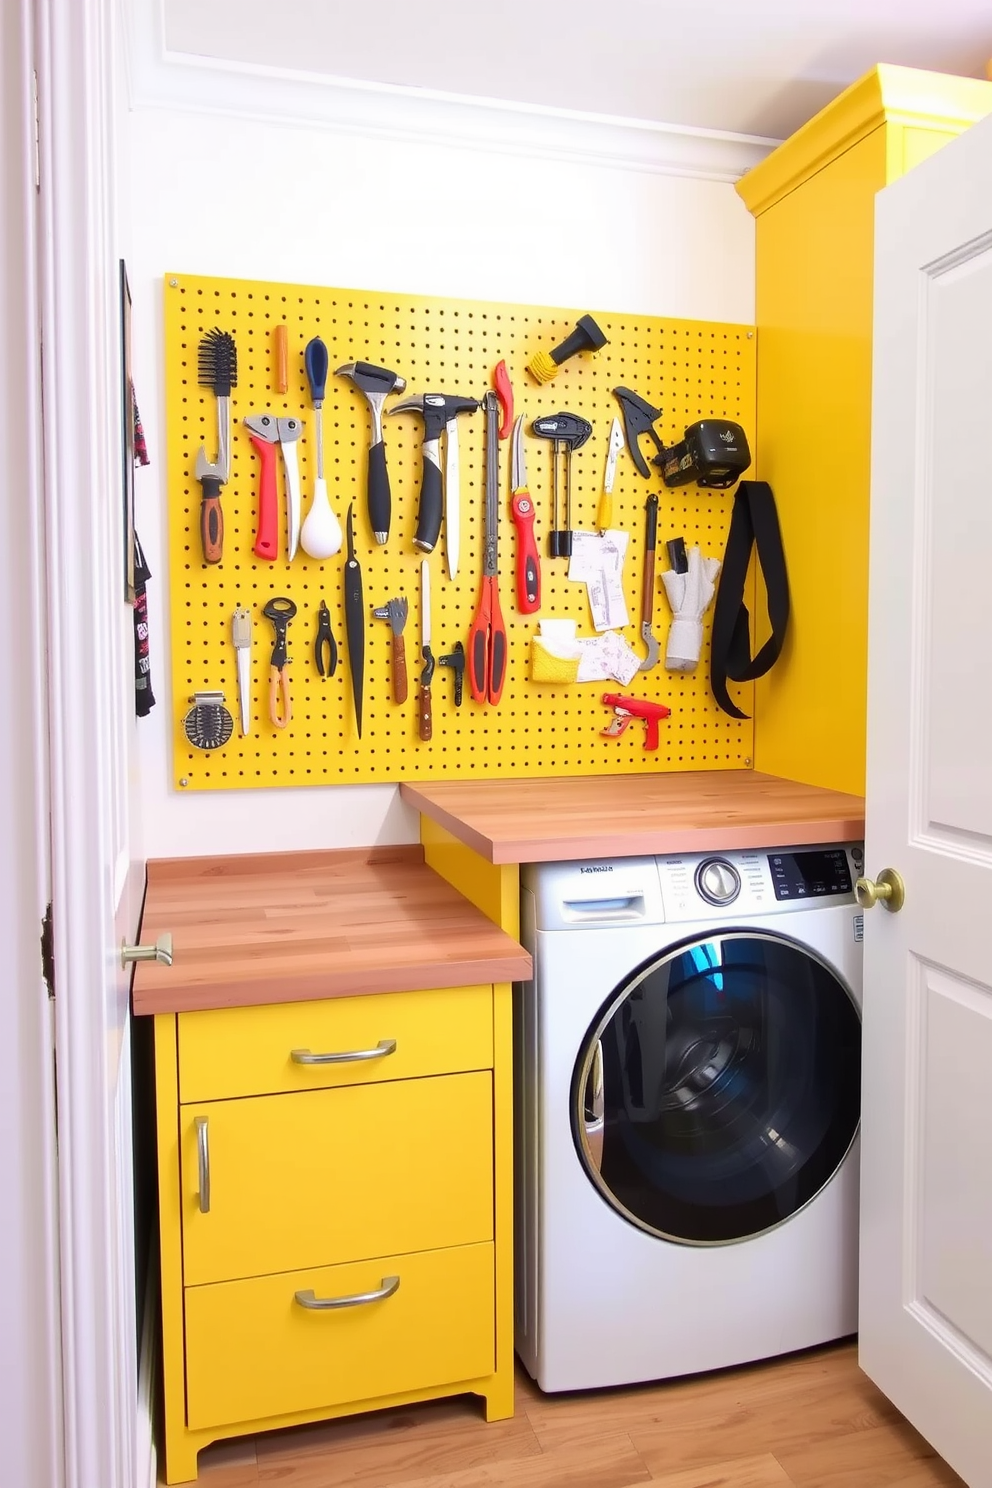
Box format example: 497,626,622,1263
136,844,528,1485
402,770,866,940
401,769,866,865
132,843,531,1016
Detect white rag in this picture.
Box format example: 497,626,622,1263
660,545,722,672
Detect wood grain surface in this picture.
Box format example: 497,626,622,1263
401,772,867,864
173,1341,963,1487
132,846,531,1016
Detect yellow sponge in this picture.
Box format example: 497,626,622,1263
531,639,581,684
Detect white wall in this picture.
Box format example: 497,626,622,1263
127,79,757,860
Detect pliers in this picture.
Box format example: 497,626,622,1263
315,600,337,678
263,596,296,729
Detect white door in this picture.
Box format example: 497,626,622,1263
860,109,992,1488
30,0,144,1485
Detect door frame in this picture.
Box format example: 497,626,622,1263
0,1,65,1484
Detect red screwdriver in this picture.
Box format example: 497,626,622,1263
509,415,540,614
467,389,508,705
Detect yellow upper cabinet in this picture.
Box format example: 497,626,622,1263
737,65,992,796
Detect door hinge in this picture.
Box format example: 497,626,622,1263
41,901,55,999
32,69,40,191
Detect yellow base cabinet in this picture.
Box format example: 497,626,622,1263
154,983,515,1484
185,1242,496,1431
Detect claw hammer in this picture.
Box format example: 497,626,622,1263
336,362,406,544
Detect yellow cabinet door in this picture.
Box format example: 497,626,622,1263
182,1071,493,1285
185,1240,495,1430
177,984,493,1102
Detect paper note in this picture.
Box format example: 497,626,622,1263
569,530,630,632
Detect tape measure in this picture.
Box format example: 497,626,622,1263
183,691,234,751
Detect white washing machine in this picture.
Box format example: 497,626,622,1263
515,841,864,1393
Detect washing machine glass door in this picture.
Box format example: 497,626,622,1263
572,931,861,1245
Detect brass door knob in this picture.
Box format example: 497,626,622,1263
855,869,905,913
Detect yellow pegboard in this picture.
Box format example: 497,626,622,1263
164,274,755,790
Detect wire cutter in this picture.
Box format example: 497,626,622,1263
263,596,296,729
468,389,508,705
314,600,337,678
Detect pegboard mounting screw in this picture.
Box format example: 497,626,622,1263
178,777,189,787
747,331,754,339
744,757,752,767
169,278,178,288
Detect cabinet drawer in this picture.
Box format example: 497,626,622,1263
185,1240,494,1430
177,984,493,1102
182,1071,493,1285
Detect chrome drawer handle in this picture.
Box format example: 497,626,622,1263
294,1275,400,1311
290,1038,397,1066
195,1116,210,1214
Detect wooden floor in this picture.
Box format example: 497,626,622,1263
169,1341,965,1488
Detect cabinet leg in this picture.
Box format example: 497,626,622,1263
161,1429,202,1486
481,1368,515,1422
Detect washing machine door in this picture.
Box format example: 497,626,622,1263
572,930,861,1245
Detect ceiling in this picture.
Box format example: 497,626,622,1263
163,0,992,141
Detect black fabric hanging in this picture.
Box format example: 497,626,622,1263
709,480,790,720
133,533,155,717
130,385,156,717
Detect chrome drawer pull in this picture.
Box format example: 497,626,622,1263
290,1038,397,1066
294,1275,400,1311
195,1116,210,1214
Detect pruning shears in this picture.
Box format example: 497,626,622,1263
263,596,296,729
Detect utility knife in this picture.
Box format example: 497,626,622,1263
597,416,626,532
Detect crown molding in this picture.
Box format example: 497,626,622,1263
737,63,992,216
126,0,777,183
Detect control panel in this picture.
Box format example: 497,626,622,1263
767,848,856,901
526,844,864,931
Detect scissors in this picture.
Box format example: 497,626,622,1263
467,389,508,705
262,596,296,728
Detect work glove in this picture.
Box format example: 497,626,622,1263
660,545,721,672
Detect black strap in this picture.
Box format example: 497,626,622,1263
709,480,790,720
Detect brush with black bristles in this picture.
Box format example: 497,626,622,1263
198,328,237,483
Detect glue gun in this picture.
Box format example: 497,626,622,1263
601,694,672,751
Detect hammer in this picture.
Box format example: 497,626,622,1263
389,393,479,569
335,362,406,544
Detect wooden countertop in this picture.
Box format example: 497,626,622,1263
132,845,532,1017
402,771,866,864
